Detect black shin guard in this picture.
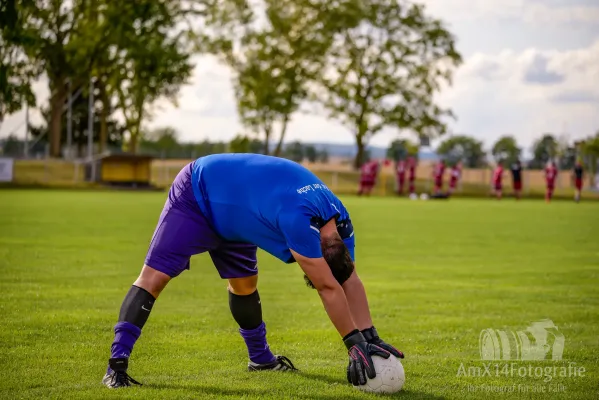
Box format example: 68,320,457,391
119,285,156,329
228,290,263,330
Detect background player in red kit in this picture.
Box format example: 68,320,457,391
407,157,417,195
493,163,504,199
433,159,446,195
545,161,558,202
572,161,584,202
358,160,379,196
395,160,406,195
447,161,462,196
510,160,523,200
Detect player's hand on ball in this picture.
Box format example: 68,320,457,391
343,330,391,386
361,326,405,359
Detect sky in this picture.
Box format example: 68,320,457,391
1,0,598,153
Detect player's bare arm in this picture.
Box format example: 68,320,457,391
292,249,391,386
291,250,357,336
341,271,373,330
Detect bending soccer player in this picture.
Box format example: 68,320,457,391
103,153,404,389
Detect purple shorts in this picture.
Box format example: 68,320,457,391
145,162,258,279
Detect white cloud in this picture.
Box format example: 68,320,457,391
436,40,599,148
420,0,599,25
147,39,599,150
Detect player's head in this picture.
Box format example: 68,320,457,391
304,231,354,289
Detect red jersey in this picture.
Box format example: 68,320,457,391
449,166,461,187
545,166,558,183
360,161,379,183
434,162,446,180
407,157,417,181
493,166,503,184
396,160,406,181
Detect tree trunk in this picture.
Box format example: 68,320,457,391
354,135,365,170
77,134,84,158
49,86,67,157
263,127,271,155
99,83,108,154
129,128,139,154
273,115,290,157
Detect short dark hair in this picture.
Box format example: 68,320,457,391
304,233,355,289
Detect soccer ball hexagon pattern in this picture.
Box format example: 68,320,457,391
356,354,405,394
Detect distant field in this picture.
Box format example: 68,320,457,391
0,191,598,399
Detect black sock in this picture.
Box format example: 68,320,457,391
228,290,263,330
110,286,156,360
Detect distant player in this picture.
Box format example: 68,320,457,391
395,159,406,195
493,163,504,199
358,160,379,196
510,160,523,200
545,161,558,202
407,157,417,195
103,154,403,389
447,161,462,196
573,161,584,202
433,159,446,195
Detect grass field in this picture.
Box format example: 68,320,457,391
1,190,598,399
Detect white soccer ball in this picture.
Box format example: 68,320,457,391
409,193,418,200
420,193,429,200
356,354,405,394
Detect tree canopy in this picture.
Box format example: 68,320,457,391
436,135,486,168
491,136,521,164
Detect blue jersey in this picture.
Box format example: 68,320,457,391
191,154,354,263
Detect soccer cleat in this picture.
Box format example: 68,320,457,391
248,355,298,372
102,358,142,389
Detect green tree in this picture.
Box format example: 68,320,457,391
555,135,576,170
284,141,305,162
304,145,318,162
558,146,577,170
530,134,558,169
11,0,201,156
29,90,125,158
228,135,263,153
9,0,118,157
141,127,180,156
387,139,418,162
491,136,521,164
437,135,486,168
0,135,21,155
192,139,226,157
229,135,251,153
208,0,361,155
106,1,194,153
316,0,461,168
317,148,329,163
580,132,599,182
0,11,36,130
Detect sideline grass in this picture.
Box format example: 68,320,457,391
0,190,598,399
